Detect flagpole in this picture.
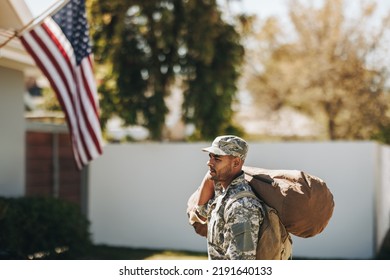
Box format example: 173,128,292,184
0,0,70,49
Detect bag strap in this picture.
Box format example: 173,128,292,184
224,191,262,222
224,190,293,260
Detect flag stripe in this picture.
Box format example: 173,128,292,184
81,56,99,116
31,21,90,165
21,31,86,167
39,19,93,164
20,1,103,169
78,64,103,156
20,31,84,168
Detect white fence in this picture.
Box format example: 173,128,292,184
88,141,390,259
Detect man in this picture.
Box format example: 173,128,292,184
189,135,263,260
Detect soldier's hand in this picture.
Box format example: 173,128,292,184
193,222,207,237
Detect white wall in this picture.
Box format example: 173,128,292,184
89,141,388,259
0,66,25,197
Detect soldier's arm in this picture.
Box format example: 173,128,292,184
225,198,262,260
196,172,215,207
188,172,214,226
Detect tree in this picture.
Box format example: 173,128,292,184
88,0,245,140
244,0,390,141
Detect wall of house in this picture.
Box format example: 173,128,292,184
25,124,84,207
0,66,25,197
88,141,389,260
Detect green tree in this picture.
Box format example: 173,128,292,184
244,0,390,141
88,0,245,140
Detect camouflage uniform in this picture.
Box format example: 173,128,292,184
198,135,264,260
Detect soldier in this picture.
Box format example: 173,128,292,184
190,135,263,260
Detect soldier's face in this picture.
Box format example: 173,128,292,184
207,153,235,184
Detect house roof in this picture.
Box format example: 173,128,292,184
0,0,33,31
0,0,44,74
0,32,38,72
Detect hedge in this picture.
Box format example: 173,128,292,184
0,196,91,259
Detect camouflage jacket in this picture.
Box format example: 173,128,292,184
198,172,263,260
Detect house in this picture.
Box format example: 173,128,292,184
0,0,85,209
0,0,35,197
1,0,390,261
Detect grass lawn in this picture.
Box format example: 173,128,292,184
81,245,208,260
80,246,335,260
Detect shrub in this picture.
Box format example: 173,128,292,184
0,196,91,259
377,228,390,260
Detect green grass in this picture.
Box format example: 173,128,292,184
80,245,208,260
82,245,390,260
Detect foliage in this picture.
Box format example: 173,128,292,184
244,0,390,141
0,196,91,259
88,0,245,140
39,87,62,112
180,1,245,140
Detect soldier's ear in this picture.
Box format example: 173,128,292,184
233,157,240,167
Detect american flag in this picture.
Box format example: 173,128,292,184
20,0,103,169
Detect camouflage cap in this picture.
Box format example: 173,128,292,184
202,135,248,161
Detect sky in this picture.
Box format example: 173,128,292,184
25,0,286,17
25,0,390,23
230,0,390,16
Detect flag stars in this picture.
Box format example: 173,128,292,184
53,0,92,65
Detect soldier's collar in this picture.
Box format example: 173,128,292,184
230,171,245,186
215,171,245,194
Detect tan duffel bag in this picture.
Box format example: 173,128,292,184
242,166,335,238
